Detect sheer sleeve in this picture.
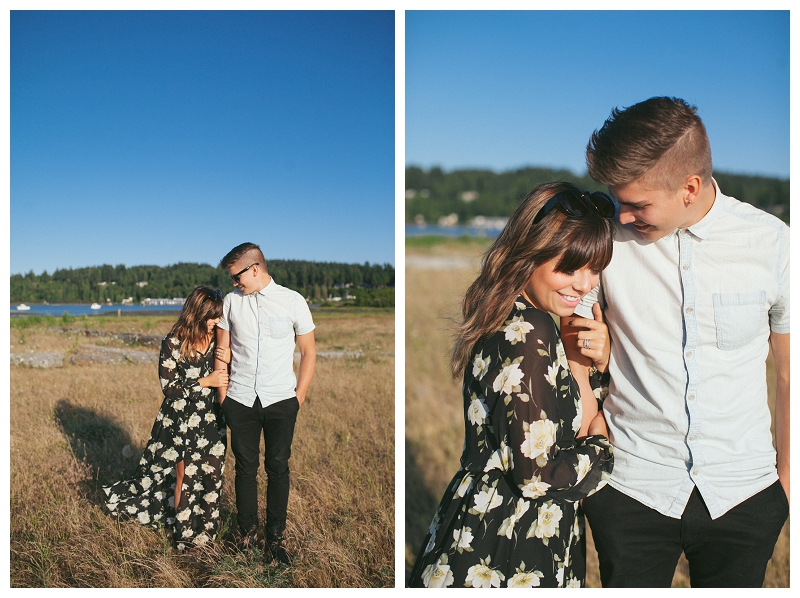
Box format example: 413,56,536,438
159,337,188,401
477,308,612,504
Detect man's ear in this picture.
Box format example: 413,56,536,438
683,174,702,206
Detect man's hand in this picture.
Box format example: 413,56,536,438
295,331,316,406
770,331,789,505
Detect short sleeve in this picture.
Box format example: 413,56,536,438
573,283,603,319
769,224,789,333
293,293,315,336
217,292,232,331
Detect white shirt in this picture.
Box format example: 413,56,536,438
218,278,316,408
576,182,789,519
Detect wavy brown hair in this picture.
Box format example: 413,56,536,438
451,182,614,378
169,286,224,360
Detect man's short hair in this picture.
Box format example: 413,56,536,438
586,97,713,191
220,242,267,271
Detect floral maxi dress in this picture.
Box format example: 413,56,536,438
103,336,227,550
408,296,613,588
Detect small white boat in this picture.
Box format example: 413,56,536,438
16,303,31,311
90,303,102,310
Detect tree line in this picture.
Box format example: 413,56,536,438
406,166,789,225
10,260,395,306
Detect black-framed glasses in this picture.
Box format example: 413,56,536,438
533,190,616,224
230,262,259,283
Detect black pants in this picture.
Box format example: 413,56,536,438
221,395,300,539
583,481,788,587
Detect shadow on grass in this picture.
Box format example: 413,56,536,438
404,438,441,585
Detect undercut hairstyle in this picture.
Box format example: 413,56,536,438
220,242,267,271
451,182,614,379
586,97,713,192
169,286,224,360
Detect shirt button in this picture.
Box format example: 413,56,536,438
689,435,696,441
686,351,693,358
692,469,699,476
685,307,693,314
680,229,687,235
688,394,695,401
682,263,690,270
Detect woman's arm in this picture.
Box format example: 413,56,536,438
214,327,231,404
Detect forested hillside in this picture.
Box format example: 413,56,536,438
406,166,789,225
10,260,394,306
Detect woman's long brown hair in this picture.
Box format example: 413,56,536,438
169,286,224,360
451,182,614,378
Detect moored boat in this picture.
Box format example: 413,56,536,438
16,303,31,311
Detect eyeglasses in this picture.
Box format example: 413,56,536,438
230,263,259,284
533,190,616,224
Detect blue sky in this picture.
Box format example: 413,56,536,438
406,10,789,179
10,10,395,275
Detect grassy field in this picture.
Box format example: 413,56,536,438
10,307,394,588
405,236,789,588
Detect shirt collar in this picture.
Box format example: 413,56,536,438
255,277,274,296
681,178,723,240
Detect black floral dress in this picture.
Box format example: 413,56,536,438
408,296,613,588
103,336,227,551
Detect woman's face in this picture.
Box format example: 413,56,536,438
523,257,600,317
206,316,221,333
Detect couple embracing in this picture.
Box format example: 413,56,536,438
103,242,316,565
409,97,789,588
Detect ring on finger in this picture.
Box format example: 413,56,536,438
583,339,590,349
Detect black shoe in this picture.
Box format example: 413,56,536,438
265,536,292,566
238,526,260,552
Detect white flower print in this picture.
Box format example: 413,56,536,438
126,505,137,514
528,501,563,539
472,351,492,380
465,562,504,588
179,422,189,434
187,414,202,429
521,475,551,499
162,416,173,427
567,577,581,588
182,527,195,538
108,493,119,504
204,491,219,503
503,315,534,345
507,569,544,588
173,436,184,446
195,532,210,546
572,407,582,434
185,366,201,379
204,412,216,423
154,491,165,501
472,488,503,515
555,339,569,370
184,463,198,477
467,395,488,426
521,418,557,462
452,526,474,552
128,484,137,494
173,399,186,412
422,554,455,588
193,504,204,515
193,481,204,492
575,453,591,483
171,348,180,359
191,452,201,461
497,498,531,539
545,362,559,388
196,400,206,410
514,300,527,311
493,361,524,395
210,442,225,457
483,441,513,472
136,511,151,524
211,509,219,519
201,463,215,474
162,358,176,371
456,474,474,497
197,437,210,449
162,447,179,462
201,387,211,397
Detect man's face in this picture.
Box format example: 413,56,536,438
228,259,260,294
609,179,689,241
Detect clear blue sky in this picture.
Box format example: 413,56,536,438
11,10,394,276
406,10,789,179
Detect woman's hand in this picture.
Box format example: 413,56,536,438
199,369,229,388
214,346,231,364
568,303,610,373
587,410,609,438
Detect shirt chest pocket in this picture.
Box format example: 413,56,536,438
712,291,766,350
268,316,293,339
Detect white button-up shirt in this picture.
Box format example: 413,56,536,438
576,181,789,519
218,278,315,408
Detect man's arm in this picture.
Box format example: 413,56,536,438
770,331,789,503
215,327,231,405
295,330,316,405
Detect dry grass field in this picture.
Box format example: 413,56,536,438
405,236,789,588
10,307,394,588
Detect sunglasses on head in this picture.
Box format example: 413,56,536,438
230,262,259,284
533,190,616,224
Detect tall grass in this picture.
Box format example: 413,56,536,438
404,237,789,587
10,311,394,587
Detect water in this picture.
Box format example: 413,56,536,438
405,224,503,237
10,303,185,317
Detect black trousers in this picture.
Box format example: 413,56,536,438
583,481,788,587
221,395,300,539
